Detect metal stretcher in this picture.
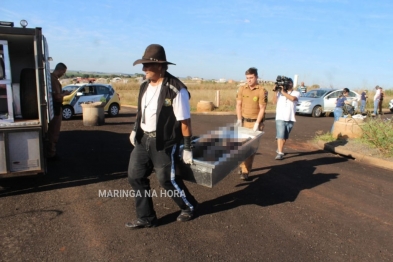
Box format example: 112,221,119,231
177,126,263,188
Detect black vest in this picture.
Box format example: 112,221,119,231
133,72,190,150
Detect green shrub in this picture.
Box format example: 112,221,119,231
360,117,393,156
314,132,335,142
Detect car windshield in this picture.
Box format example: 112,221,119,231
62,85,79,93
304,90,329,98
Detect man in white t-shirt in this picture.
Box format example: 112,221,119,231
272,78,300,160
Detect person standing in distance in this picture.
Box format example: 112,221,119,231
272,78,299,160
126,44,197,229
378,86,384,115
235,67,267,180
47,63,71,161
373,85,381,116
331,88,351,133
297,81,307,95
360,90,368,114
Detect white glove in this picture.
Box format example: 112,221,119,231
129,131,136,146
234,119,242,127
182,149,193,165
253,122,260,132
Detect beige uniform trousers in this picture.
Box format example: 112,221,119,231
239,120,264,174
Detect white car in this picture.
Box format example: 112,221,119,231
62,84,121,120
389,99,393,112
296,88,360,117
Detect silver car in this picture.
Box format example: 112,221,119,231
296,88,360,117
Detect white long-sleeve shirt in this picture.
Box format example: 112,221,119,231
374,89,381,101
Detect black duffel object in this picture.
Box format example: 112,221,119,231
343,104,355,116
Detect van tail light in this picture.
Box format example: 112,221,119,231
117,93,120,100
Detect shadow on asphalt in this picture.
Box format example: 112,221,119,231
0,129,133,197
269,147,349,161
0,111,348,222
159,152,347,223
0,111,138,197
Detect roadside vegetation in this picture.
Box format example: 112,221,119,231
314,132,336,143
314,89,393,156
315,117,393,157
360,117,393,156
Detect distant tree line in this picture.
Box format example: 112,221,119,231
62,72,145,79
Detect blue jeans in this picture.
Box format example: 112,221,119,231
373,99,380,115
276,120,294,139
360,100,366,113
331,107,343,133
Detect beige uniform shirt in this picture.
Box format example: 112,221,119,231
237,84,268,119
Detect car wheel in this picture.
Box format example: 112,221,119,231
312,106,323,117
62,106,74,120
107,103,119,117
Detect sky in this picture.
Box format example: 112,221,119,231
1,0,392,89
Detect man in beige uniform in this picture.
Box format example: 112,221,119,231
47,63,70,160
235,67,267,180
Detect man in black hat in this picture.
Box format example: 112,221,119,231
126,44,197,229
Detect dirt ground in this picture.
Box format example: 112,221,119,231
1,108,393,261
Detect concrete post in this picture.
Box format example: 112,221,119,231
294,74,298,89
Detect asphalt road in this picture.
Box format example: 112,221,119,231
1,107,392,261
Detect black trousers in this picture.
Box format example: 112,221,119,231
128,134,197,222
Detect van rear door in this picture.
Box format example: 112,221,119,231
43,36,54,123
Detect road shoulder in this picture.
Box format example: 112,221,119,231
314,140,393,171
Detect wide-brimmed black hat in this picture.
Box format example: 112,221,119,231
133,44,176,66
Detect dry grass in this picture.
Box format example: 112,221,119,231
113,81,278,112
113,80,392,112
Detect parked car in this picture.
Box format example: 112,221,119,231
296,88,360,117
62,83,121,120
389,99,393,112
